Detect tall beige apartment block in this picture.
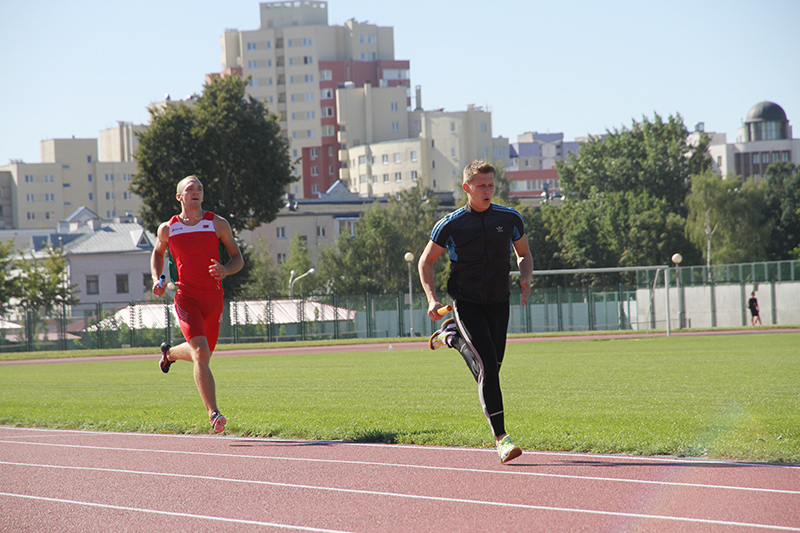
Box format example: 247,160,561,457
218,1,411,200
0,122,143,230
338,83,509,198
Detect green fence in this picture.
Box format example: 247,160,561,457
2,260,798,353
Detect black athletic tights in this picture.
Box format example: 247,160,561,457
451,300,510,438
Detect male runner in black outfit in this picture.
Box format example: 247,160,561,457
418,160,532,463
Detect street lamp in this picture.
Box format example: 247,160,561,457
289,267,315,298
672,253,684,329
404,252,415,337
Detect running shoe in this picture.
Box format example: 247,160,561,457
429,318,457,350
159,342,172,373
210,411,227,434
497,434,522,464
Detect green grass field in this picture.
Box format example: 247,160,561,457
1,332,798,463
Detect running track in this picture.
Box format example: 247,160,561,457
1,426,799,532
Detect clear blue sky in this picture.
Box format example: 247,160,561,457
1,0,798,165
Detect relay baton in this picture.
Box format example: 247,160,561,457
156,275,166,297
437,304,453,316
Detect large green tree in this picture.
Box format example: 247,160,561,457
131,75,295,235
686,171,771,266
317,187,441,295
550,113,710,277
763,162,800,260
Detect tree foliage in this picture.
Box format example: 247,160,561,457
686,171,771,266
131,75,296,235
238,237,283,300
763,162,800,260
6,247,79,314
542,113,709,282
317,187,441,295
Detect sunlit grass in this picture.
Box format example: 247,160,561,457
1,333,798,463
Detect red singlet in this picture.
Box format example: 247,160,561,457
168,212,224,350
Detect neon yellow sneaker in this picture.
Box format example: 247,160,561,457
497,435,522,463
429,318,457,350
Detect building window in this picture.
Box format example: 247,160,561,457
86,275,99,295
116,274,129,294
311,166,319,176
277,226,286,239
481,122,487,132
26,194,35,203
312,184,320,194
321,88,333,99
25,175,34,183
143,273,151,290
88,174,93,182
391,102,399,112
317,225,327,238
277,253,287,263
395,172,402,182
392,122,400,131
394,153,401,163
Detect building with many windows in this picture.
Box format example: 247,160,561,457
690,101,798,180
337,84,509,199
0,122,143,230
217,1,411,199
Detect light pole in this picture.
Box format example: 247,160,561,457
289,267,315,298
672,252,684,329
404,252,415,337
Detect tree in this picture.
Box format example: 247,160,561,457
13,247,79,313
763,162,800,260
549,113,708,278
317,187,442,295
283,233,320,296
0,240,18,315
686,171,771,267
238,237,283,299
558,113,710,209
131,75,295,235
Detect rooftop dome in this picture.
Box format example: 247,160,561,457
745,101,787,123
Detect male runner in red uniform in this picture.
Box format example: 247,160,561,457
151,175,243,433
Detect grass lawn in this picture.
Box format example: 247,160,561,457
1,332,798,463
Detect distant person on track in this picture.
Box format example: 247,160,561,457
150,175,243,433
418,160,533,464
748,291,762,326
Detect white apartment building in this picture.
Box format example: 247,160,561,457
338,84,509,198
218,1,411,199
689,101,798,180
0,122,144,230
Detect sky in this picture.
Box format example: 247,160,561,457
1,0,799,165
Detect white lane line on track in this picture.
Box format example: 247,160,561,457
3,426,798,470
2,464,798,532
1,441,798,496
0,492,352,533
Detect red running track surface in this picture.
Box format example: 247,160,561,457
1,426,798,532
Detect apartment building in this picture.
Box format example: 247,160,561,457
0,122,144,230
337,83,509,198
218,1,411,199
689,101,798,180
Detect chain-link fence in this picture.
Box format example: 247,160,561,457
2,260,798,353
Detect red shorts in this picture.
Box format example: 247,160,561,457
174,288,224,352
